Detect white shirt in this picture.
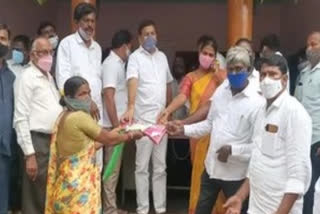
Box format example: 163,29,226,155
7,59,29,79
295,62,320,144
56,32,103,123
126,47,173,124
102,51,127,127
248,91,312,214
184,80,264,181
14,63,62,155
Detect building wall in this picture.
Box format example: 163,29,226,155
1,0,280,59
1,0,318,57
280,0,320,55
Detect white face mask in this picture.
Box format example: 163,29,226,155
48,35,59,49
260,77,283,99
78,27,91,41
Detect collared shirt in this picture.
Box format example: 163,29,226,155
56,32,103,123
295,62,320,144
102,51,127,127
0,61,15,156
14,63,62,155
126,46,173,124
184,80,264,181
248,91,312,214
7,59,30,79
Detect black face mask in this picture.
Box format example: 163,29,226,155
0,43,9,58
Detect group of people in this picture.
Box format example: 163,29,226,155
0,2,320,214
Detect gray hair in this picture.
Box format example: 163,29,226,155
31,36,49,51
226,46,251,68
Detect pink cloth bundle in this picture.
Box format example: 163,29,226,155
123,122,167,145
143,125,167,145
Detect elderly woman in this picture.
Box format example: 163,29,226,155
45,76,143,214
158,35,226,214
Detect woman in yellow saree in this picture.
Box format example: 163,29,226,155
158,36,226,214
45,76,143,214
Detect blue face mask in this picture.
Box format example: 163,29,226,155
142,36,157,53
12,49,24,65
227,70,249,89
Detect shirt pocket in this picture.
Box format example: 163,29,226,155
261,131,284,157
261,131,277,157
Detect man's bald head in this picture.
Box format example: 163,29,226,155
31,37,51,51
306,31,320,67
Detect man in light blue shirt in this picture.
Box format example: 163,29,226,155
295,31,320,214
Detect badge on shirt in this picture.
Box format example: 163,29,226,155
265,124,278,133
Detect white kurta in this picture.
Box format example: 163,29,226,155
248,91,312,214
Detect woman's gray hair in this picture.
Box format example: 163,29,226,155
226,46,251,68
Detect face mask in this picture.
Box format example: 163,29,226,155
78,27,91,41
199,54,214,70
142,36,157,53
12,49,24,64
48,35,59,49
227,70,249,89
260,77,283,99
64,97,91,113
306,49,320,67
37,55,53,72
0,43,9,58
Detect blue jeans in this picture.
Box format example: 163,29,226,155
0,154,10,214
304,142,320,214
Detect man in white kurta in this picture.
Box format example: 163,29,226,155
122,20,172,214
55,3,103,169
225,55,312,214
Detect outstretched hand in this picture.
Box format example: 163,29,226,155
166,120,184,136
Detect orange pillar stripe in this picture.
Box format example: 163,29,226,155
227,0,253,48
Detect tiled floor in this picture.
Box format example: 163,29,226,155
120,190,189,214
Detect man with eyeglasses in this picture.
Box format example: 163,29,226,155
14,37,62,214
55,2,104,170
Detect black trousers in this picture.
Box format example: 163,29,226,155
195,171,248,214
303,141,320,214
